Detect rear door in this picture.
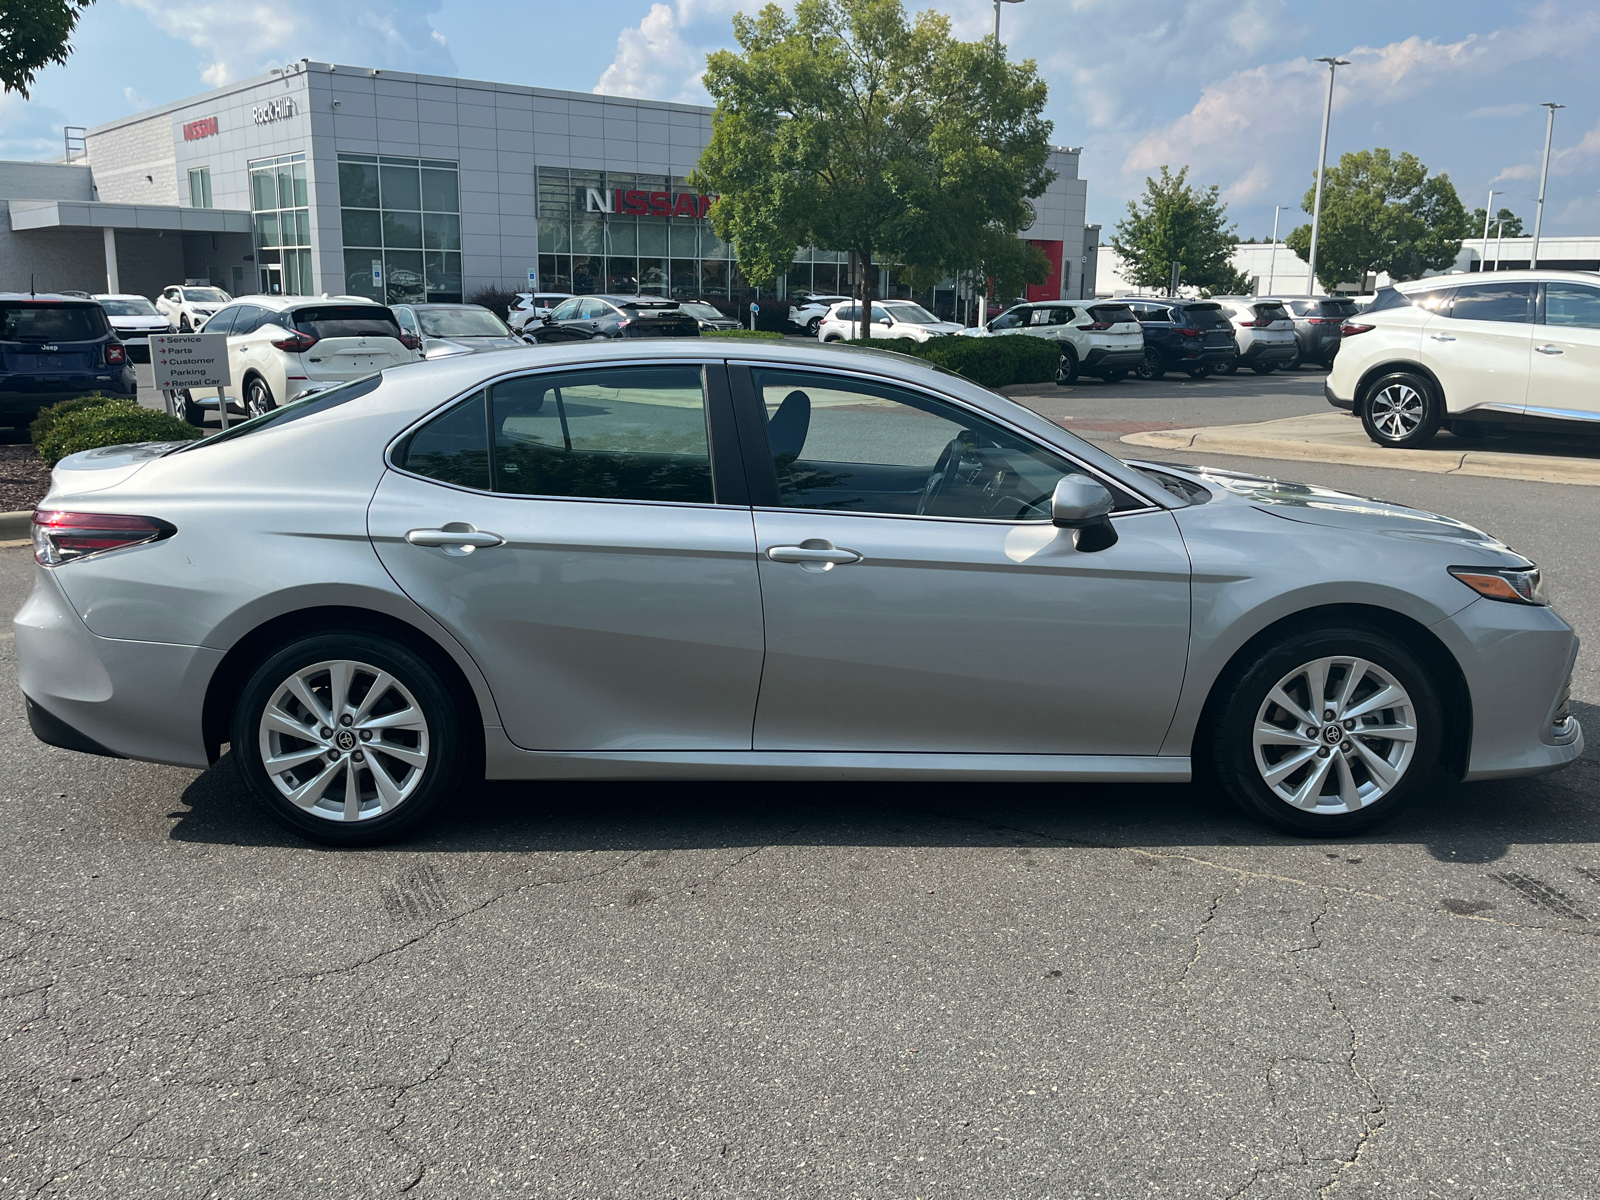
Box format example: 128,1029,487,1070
1420,281,1534,417
1528,280,1600,420
294,304,415,381
370,361,764,751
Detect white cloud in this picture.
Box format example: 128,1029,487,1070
123,86,151,110
1467,103,1532,120
117,0,455,88
0,92,68,160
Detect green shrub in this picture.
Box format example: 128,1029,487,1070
830,333,1061,388
702,329,784,340
33,398,202,466
29,393,129,444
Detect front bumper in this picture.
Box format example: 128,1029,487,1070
1083,347,1145,370
14,565,218,769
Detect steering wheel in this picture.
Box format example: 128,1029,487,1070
916,435,970,516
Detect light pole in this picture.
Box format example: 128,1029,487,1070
1530,101,1563,269
1492,216,1510,272
1305,55,1350,297
994,0,1023,43
1480,188,1499,274
1266,204,1290,295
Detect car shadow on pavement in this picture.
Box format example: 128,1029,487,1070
168,701,1600,866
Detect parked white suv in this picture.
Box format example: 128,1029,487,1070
155,284,232,331
178,296,420,423
788,293,851,337
963,300,1144,385
1327,269,1600,448
816,300,963,344
93,294,171,362
1209,298,1298,375
508,293,576,333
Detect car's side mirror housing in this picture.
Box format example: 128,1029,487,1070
1051,476,1119,551
542,314,556,325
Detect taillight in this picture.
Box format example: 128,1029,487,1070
32,510,175,566
1178,328,1204,338
1340,321,1374,337
1076,321,1112,331
397,330,421,351
1307,316,1343,324
104,342,126,364
1238,318,1269,328
271,329,317,352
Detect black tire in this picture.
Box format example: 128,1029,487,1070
1209,625,1443,836
1056,348,1079,386
1360,370,1443,449
244,376,276,418
1216,356,1239,376
180,389,206,427
230,632,466,846
1251,361,1277,375
178,315,191,332
1134,346,1165,381
805,317,822,336
1099,370,1128,383
1285,343,1303,370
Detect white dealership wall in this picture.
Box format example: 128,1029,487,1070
86,61,1091,302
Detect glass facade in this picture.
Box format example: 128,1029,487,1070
188,167,212,210
249,154,311,295
338,153,463,305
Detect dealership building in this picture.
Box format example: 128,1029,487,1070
1,60,1096,311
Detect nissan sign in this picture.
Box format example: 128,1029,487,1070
182,116,218,141
585,187,716,218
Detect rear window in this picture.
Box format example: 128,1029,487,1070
1316,299,1359,319
177,375,383,451
1181,305,1233,331
0,302,108,342
1088,304,1137,325
1253,303,1291,322
290,305,403,340
416,308,510,338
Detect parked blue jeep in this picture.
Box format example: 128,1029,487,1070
0,295,139,426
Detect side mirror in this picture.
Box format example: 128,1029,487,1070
542,314,556,325
876,316,891,326
1051,476,1119,551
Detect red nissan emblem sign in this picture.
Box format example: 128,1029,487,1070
183,117,219,141
585,187,715,218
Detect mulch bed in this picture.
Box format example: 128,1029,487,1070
0,442,50,512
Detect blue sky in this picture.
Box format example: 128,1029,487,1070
5,0,1598,242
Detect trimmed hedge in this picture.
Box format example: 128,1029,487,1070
32,395,201,466
702,329,784,340
832,333,1060,389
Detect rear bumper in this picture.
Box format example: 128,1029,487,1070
1083,347,1144,370
1325,382,1354,411
0,367,139,411
1240,342,1296,364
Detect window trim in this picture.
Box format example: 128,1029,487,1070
384,359,747,508
724,359,1162,524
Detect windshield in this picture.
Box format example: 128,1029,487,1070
0,302,108,342
176,375,384,452
291,305,404,340
885,303,939,324
417,308,510,338
679,302,726,319
98,297,161,317
183,288,230,303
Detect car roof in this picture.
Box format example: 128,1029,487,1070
92,293,157,301
1393,268,1600,291
241,295,384,311
404,302,490,310
0,292,102,303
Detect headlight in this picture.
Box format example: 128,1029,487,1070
1448,565,1546,605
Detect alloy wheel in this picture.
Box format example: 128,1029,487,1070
256,658,431,822
1135,346,1162,380
1252,655,1418,814
246,379,275,418
1369,382,1425,441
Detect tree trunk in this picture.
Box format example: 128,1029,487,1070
859,245,874,342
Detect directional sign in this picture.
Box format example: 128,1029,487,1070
150,333,231,390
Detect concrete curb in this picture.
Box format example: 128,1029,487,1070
0,510,33,539
1121,415,1600,488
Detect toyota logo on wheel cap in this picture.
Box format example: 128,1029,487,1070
336,729,357,752
1322,725,1344,746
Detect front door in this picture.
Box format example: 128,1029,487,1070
1528,280,1600,421
1420,280,1535,417
736,364,1192,754
370,362,764,751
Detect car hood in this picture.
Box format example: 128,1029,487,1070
920,322,966,336
46,441,194,499
1134,462,1525,556
109,316,169,330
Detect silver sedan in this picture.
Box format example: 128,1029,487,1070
14,341,1583,845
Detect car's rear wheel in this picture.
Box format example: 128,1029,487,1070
179,389,206,427
244,376,276,419
1210,626,1442,836
806,317,822,336
1361,371,1442,448
231,632,464,846
1285,344,1303,370
1185,366,1210,379
1135,346,1165,381
1056,348,1079,386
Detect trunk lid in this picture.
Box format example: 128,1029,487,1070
304,335,413,379
45,442,187,500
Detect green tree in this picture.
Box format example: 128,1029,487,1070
1286,149,1470,291
1110,166,1245,295
692,0,1055,338
0,0,94,97
1470,205,1523,238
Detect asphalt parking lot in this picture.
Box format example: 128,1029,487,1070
4,367,1599,1198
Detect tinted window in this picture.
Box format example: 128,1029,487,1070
1544,283,1600,330
836,305,860,322
229,305,265,335
399,391,491,490
291,305,403,340
490,365,713,504
183,375,383,451
1182,305,1233,331
751,367,1100,520
98,297,160,317
1136,307,1173,324
549,299,582,320
989,308,1028,330
1253,303,1291,322
1088,304,1138,325
1449,282,1534,323
1317,299,1359,319
0,302,108,341
199,307,238,336
182,288,230,303
577,299,609,320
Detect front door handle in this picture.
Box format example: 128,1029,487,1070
766,539,863,570
406,523,505,556
1429,333,1456,342
1535,344,1565,355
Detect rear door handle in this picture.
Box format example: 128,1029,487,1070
766,540,863,568
1429,333,1456,342
1535,344,1564,355
406,524,505,555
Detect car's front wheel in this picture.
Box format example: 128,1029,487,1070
1210,626,1442,835
1361,371,1442,448
1251,361,1278,375
178,315,191,332
231,632,466,846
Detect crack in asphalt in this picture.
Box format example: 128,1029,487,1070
1175,886,1227,996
